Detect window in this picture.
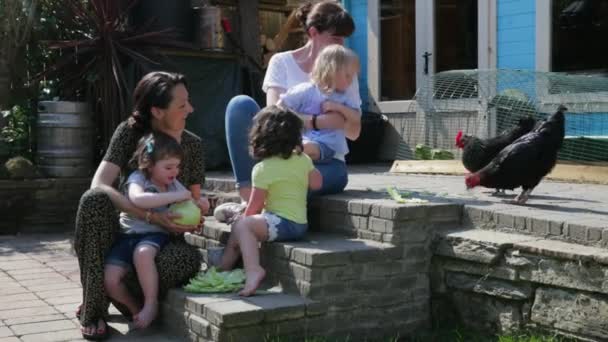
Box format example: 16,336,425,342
380,0,416,101
551,0,608,75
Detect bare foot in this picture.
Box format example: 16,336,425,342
133,302,158,329
239,267,266,297
81,318,106,338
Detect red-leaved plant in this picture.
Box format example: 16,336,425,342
40,0,188,151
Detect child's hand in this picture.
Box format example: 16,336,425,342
150,211,199,234
178,190,192,202
321,100,345,117
196,196,211,216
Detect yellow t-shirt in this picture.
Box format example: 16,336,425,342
252,153,314,224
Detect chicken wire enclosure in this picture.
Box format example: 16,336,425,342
396,69,608,163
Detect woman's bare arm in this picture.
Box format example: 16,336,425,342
91,161,197,233
266,87,284,107
322,102,362,140
91,161,146,219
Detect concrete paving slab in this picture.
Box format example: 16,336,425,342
0,234,193,341
0,327,13,338
0,338,20,342
3,314,67,326
9,319,77,336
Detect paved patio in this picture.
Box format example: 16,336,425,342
1,164,606,341
0,234,180,342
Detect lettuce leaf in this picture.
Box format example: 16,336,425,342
183,267,246,293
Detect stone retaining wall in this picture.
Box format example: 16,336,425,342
0,178,89,234
432,229,608,341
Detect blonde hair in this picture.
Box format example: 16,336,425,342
311,44,360,93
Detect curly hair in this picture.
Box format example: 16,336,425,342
127,71,188,132
295,0,355,37
130,131,184,179
249,105,303,160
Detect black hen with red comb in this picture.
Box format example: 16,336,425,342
465,105,567,204
456,116,537,173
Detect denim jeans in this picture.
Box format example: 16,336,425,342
225,95,348,196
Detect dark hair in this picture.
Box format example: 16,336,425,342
249,105,303,160
295,0,355,37
127,71,188,132
130,131,184,178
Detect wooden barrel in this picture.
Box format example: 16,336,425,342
36,101,94,178
196,6,225,50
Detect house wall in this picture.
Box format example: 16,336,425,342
497,0,536,70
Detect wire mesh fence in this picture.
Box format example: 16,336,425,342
393,69,608,163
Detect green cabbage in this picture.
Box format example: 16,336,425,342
183,267,246,293
415,144,432,160
431,149,455,160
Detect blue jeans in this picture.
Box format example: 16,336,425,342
105,232,169,269
263,212,307,242
225,95,348,196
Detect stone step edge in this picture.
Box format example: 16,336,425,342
204,176,238,192
463,206,606,247
163,288,325,330
435,228,608,266
188,220,400,267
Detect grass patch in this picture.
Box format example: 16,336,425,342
263,328,577,342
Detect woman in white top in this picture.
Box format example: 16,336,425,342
224,0,361,203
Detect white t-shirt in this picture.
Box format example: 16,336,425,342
262,51,362,161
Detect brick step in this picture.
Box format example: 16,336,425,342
161,287,324,342
204,175,238,193
186,218,429,307
463,205,607,247
205,189,463,244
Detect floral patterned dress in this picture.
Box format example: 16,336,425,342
74,121,205,326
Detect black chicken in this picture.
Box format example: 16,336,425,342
456,116,537,173
465,105,567,204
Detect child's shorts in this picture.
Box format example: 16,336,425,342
304,140,335,163
263,212,307,242
105,232,169,268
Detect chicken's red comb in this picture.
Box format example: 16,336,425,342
455,131,463,145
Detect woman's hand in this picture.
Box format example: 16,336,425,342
316,111,346,130
151,211,199,234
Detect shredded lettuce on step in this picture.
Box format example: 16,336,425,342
183,267,246,293
386,187,429,204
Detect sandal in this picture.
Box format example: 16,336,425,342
110,299,134,322
81,318,109,341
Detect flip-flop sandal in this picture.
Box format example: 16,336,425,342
110,300,133,322
81,318,109,341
